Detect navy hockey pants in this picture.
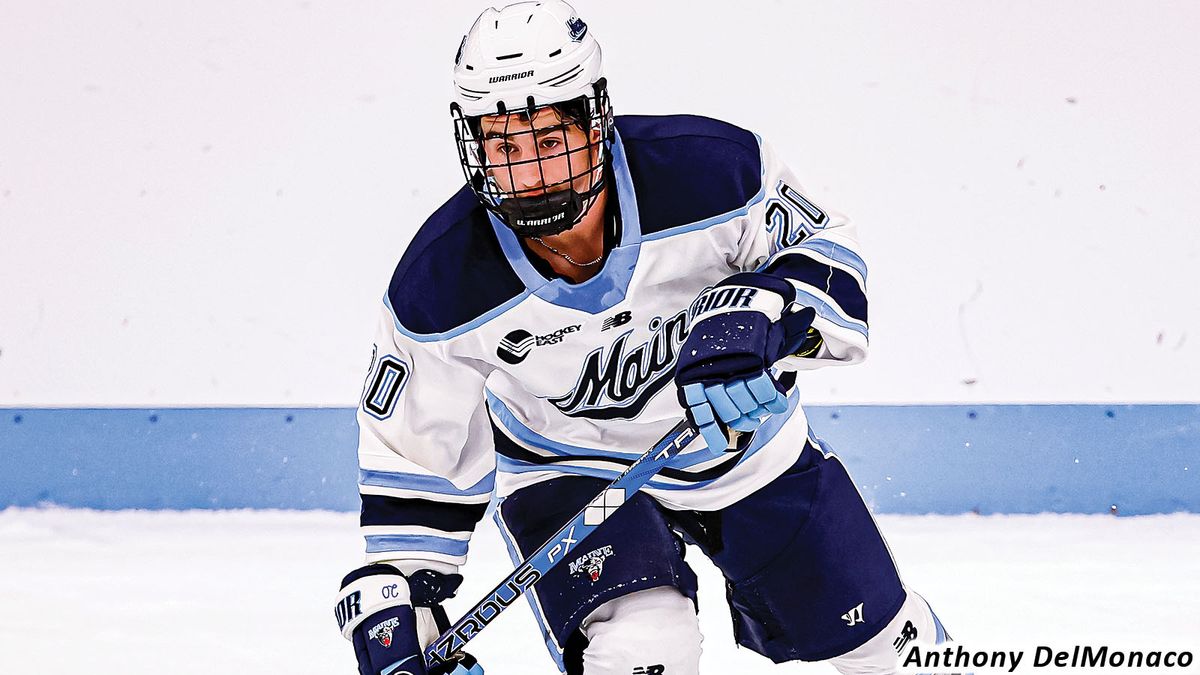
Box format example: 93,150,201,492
494,439,906,670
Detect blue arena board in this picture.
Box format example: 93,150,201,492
1,405,1195,514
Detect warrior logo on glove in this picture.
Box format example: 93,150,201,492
674,273,816,455
368,617,401,648
688,285,761,318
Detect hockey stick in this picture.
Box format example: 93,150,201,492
424,419,699,668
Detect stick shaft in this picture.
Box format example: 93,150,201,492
424,420,698,667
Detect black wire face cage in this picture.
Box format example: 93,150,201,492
451,79,613,238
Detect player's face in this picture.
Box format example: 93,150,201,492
480,107,600,199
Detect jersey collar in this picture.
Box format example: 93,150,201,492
487,128,642,314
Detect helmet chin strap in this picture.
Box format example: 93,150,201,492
496,172,605,238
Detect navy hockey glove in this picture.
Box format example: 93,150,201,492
335,564,483,675
674,272,816,454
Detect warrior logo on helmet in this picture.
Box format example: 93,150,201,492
367,617,401,648
451,1,612,238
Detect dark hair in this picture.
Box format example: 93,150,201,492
466,96,591,140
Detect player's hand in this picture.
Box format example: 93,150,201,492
674,272,816,454
335,565,484,675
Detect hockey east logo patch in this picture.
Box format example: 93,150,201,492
497,324,581,365
367,616,400,648
569,545,614,582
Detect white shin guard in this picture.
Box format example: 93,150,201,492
579,586,703,675
828,589,948,675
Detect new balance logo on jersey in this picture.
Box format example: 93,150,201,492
549,311,688,419
842,602,865,626
632,666,664,675
497,324,581,364
601,310,632,331
893,620,918,653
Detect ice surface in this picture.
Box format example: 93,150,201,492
1,509,1197,673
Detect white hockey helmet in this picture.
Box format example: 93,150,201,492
450,1,613,237
452,0,603,116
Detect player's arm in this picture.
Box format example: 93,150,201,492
731,138,869,371
675,137,868,453
335,303,493,675
354,302,495,574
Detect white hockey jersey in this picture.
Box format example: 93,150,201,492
355,115,869,571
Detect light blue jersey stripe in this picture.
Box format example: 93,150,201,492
797,238,868,281
382,656,419,675
495,455,717,490
383,287,531,344
640,182,768,242
920,594,950,643
494,391,799,489
486,129,643,314
359,468,495,497
487,392,747,471
791,287,869,338
488,392,657,461
364,534,469,557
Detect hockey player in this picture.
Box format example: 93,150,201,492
334,2,948,674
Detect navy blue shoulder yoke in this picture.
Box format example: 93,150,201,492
386,186,526,336
614,114,763,237
387,116,763,335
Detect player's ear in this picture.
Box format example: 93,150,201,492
587,127,602,157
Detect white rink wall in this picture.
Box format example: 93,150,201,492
1,1,1198,406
